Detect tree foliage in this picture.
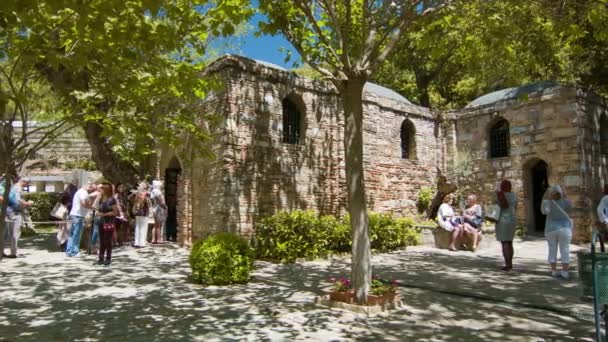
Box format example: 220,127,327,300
0,0,253,183
373,0,608,109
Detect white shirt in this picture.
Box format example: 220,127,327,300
437,203,456,231
598,195,608,224
70,188,89,217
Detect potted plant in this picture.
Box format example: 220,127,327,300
328,277,353,303
367,277,399,306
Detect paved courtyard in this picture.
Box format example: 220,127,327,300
0,233,595,341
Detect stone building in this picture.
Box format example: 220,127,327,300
161,55,607,245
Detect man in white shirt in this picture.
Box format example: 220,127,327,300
66,182,98,257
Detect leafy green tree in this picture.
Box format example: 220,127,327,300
374,0,579,109
374,0,608,109
0,60,76,260
0,0,252,184
258,0,451,303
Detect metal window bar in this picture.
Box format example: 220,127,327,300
490,120,510,158
282,99,300,145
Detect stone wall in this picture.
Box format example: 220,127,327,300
188,56,440,240
449,86,598,242
578,92,608,241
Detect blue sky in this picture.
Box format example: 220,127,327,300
240,12,301,69
213,1,301,69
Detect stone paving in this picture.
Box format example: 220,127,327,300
0,233,596,341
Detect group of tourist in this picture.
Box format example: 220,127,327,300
1,174,170,263
437,179,576,279
59,178,168,266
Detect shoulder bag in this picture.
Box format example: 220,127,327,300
485,204,501,223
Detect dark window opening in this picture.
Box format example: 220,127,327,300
400,119,416,160
282,98,302,145
489,119,510,158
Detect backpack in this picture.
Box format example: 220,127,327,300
7,191,20,211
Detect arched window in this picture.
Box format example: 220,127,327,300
282,97,303,145
400,119,416,160
601,115,608,155
489,118,510,158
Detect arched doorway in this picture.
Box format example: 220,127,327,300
165,156,182,242
525,159,549,233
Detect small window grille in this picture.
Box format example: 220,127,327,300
489,119,510,158
282,98,301,145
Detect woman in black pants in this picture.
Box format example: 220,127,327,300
96,179,119,266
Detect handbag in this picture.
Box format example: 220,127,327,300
485,204,501,223
51,202,69,220
103,222,116,231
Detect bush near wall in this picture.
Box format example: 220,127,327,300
253,210,421,263
189,232,255,285
254,210,332,263
23,192,61,222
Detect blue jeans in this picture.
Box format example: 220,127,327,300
66,215,85,256
91,217,101,248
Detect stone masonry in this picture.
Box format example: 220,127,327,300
166,55,607,244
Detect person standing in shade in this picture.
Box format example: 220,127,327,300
494,180,518,271
3,177,33,258
150,180,167,244
95,179,119,266
132,182,150,248
114,183,131,246
66,182,97,257
57,177,78,251
596,185,608,241
542,185,573,279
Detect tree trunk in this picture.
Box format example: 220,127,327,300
427,172,458,220
84,122,141,185
340,78,371,305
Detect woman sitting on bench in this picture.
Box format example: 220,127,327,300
437,194,463,251
462,194,483,251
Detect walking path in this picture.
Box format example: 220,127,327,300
0,233,595,341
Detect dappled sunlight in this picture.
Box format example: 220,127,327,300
0,233,594,341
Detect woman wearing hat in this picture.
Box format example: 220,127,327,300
96,178,119,266
541,185,573,279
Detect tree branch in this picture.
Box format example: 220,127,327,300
292,0,343,67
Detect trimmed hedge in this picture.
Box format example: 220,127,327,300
22,192,61,222
253,210,421,263
189,232,255,285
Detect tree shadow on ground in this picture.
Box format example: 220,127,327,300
0,234,594,341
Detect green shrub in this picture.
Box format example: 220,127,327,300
417,187,434,214
253,210,422,262
23,192,60,222
189,232,255,285
324,213,351,253
369,213,420,252
254,210,330,262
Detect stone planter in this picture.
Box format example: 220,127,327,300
329,290,354,304
367,292,399,306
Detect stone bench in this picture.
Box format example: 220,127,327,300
431,224,495,251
